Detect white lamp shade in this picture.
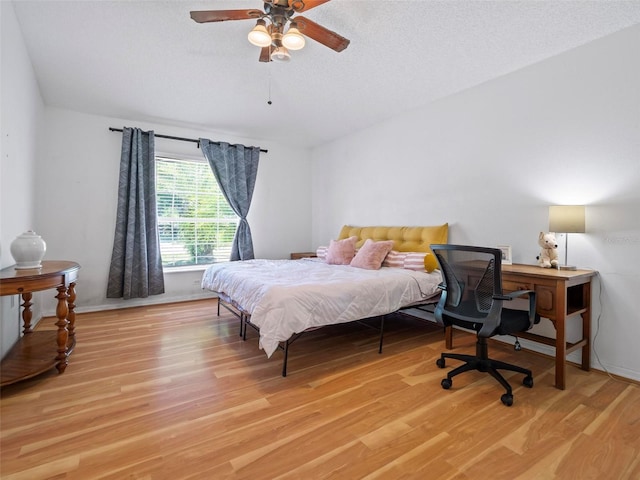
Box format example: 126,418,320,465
282,26,305,50
549,205,586,233
248,21,272,47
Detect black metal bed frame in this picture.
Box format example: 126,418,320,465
216,296,387,377
215,296,439,377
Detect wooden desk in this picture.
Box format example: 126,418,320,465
409,263,596,390
500,264,596,390
0,261,80,386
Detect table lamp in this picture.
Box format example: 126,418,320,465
548,205,585,270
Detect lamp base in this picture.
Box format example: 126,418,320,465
559,264,577,271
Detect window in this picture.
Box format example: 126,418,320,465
155,156,238,268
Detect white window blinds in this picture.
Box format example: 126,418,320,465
156,156,238,268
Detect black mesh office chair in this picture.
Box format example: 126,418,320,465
430,244,540,406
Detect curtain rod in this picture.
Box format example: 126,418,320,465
108,128,268,153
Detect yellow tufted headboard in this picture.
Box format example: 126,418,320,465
337,224,448,252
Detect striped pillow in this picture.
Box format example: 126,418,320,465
316,246,328,261
382,250,407,268
403,252,427,271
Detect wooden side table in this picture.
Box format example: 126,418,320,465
0,260,80,386
290,252,317,260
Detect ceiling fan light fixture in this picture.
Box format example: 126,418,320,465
248,19,272,47
282,23,305,50
270,45,291,62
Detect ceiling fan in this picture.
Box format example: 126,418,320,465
190,0,350,62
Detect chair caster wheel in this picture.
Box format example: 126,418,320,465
501,393,514,406
441,378,452,390
436,358,446,368
523,376,534,388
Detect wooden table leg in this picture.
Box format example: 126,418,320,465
20,292,34,334
54,285,69,373
66,282,77,352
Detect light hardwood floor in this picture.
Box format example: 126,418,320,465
1,299,639,479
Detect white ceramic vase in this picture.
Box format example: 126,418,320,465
10,231,47,269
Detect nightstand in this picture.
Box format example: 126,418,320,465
290,252,317,260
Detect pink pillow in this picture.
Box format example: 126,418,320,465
325,236,358,265
350,239,394,270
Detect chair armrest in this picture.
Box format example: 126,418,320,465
494,290,534,301
494,290,538,329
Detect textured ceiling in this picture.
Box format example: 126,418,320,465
12,0,640,148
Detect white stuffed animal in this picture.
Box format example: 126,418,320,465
537,232,559,268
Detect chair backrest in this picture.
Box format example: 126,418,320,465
431,244,505,337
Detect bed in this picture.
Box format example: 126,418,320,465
201,224,448,375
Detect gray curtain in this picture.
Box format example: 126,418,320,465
200,139,260,261
107,127,165,299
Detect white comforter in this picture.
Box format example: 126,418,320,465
201,259,442,357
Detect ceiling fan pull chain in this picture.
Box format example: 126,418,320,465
267,66,273,105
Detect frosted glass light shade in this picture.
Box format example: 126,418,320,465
270,46,291,62
248,20,272,47
282,25,305,50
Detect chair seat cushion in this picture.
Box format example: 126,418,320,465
495,308,532,335
441,307,532,336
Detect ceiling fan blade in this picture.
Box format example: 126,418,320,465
259,46,271,63
190,9,263,23
289,0,331,13
294,16,350,52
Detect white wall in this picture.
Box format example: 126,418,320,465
311,25,640,381
0,2,45,356
35,107,313,313
1,0,312,359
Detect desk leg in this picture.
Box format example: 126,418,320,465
54,285,70,373
581,310,591,371
555,323,566,390
445,325,453,350
20,292,34,334
555,284,567,390
580,280,592,372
